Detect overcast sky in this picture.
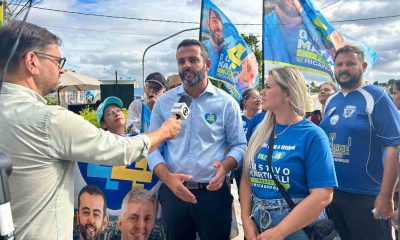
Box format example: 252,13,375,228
12,0,400,86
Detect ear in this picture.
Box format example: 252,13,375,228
117,217,122,230
362,62,368,72
75,210,80,224
23,51,40,75
205,58,211,71
101,215,109,231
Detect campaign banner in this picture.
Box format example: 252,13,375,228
263,0,377,81
200,0,259,101
74,148,160,239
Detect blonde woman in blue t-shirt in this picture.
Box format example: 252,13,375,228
240,66,337,240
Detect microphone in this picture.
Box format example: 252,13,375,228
0,153,14,240
171,95,192,120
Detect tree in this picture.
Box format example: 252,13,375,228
373,81,379,86
3,1,43,21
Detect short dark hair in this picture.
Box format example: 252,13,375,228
78,185,107,215
177,39,209,62
240,88,257,111
0,20,61,74
334,45,364,63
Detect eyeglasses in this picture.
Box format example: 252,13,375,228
34,52,66,69
104,108,122,118
248,95,261,100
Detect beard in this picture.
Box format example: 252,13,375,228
179,67,206,87
78,224,101,240
210,30,224,47
335,70,363,90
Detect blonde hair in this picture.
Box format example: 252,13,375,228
244,67,307,172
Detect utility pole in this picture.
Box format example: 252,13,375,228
142,27,199,89
115,70,118,97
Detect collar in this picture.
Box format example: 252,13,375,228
175,80,216,98
1,82,47,104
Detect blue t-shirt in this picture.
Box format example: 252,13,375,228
242,115,251,137
250,119,337,199
320,85,400,195
246,111,266,141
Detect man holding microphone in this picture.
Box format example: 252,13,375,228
0,20,180,239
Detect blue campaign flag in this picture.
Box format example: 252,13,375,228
263,0,377,81
200,0,259,101
140,102,151,133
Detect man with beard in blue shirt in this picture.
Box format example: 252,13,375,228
320,45,400,240
148,39,247,240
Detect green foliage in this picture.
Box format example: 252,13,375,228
44,94,59,105
79,107,100,127
310,81,319,93
79,106,128,128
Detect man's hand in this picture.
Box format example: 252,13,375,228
207,161,227,191
160,117,181,139
374,192,394,219
165,172,197,204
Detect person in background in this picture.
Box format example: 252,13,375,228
320,45,400,239
76,185,108,240
240,88,262,136
393,81,400,110
96,96,126,135
126,72,166,134
166,74,183,91
234,88,262,190
240,66,337,240
318,82,337,119
391,80,400,233
118,189,157,240
308,82,338,125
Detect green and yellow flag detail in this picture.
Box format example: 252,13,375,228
0,2,3,28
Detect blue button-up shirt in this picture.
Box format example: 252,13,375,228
148,82,247,183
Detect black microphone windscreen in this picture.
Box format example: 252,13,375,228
178,95,192,107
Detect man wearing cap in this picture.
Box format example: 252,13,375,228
126,72,166,134
96,96,126,135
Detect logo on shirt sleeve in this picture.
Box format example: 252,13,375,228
205,113,217,124
330,115,339,125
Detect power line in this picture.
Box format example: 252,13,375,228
43,24,262,38
320,0,341,10
10,3,199,24
42,24,198,37
9,2,400,25
332,14,400,23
